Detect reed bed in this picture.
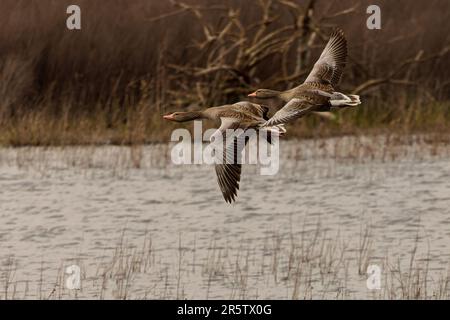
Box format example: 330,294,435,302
0,0,449,146
1,133,449,177
0,222,448,300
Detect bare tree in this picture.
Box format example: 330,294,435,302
151,0,358,108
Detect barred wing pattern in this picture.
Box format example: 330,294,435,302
212,118,250,203
304,29,347,86
263,98,320,127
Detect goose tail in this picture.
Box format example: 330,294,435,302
259,124,286,144
330,92,361,107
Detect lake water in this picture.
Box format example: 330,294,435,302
1,135,450,299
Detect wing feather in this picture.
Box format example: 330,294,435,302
263,98,319,127
304,29,347,86
212,118,249,203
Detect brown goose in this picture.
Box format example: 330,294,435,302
163,101,285,203
248,29,361,126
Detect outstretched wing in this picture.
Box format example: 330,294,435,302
263,98,319,127
214,135,245,203
304,29,347,86
211,118,249,203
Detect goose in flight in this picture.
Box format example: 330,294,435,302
163,102,285,203
248,29,361,126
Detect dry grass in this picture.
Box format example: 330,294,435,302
2,133,449,177
0,222,448,300
0,0,449,146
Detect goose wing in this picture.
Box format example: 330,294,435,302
212,118,249,203
232,102,269,120
263,98,320,127
304,29,347,86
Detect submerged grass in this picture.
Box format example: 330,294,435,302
0,222,448,300
0,137,449,299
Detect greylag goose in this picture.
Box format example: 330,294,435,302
163,102,285,203
248,29,361,126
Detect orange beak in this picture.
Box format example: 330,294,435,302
248,91,257,97
163,113,174,121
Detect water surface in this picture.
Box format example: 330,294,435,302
1,136,449,299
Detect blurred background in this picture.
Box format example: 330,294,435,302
0,0,449,145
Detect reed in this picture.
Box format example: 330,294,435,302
0,0,449,146
1,222,448,299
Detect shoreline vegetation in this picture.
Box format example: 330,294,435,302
0,0,449,147
1,135,450,174
1,100,450,147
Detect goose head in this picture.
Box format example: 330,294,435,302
248,89,281,99
163,111,203,122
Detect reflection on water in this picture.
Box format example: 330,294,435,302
0,136,450,299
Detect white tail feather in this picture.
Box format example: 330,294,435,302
330,92,361,107
260,124,286,137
